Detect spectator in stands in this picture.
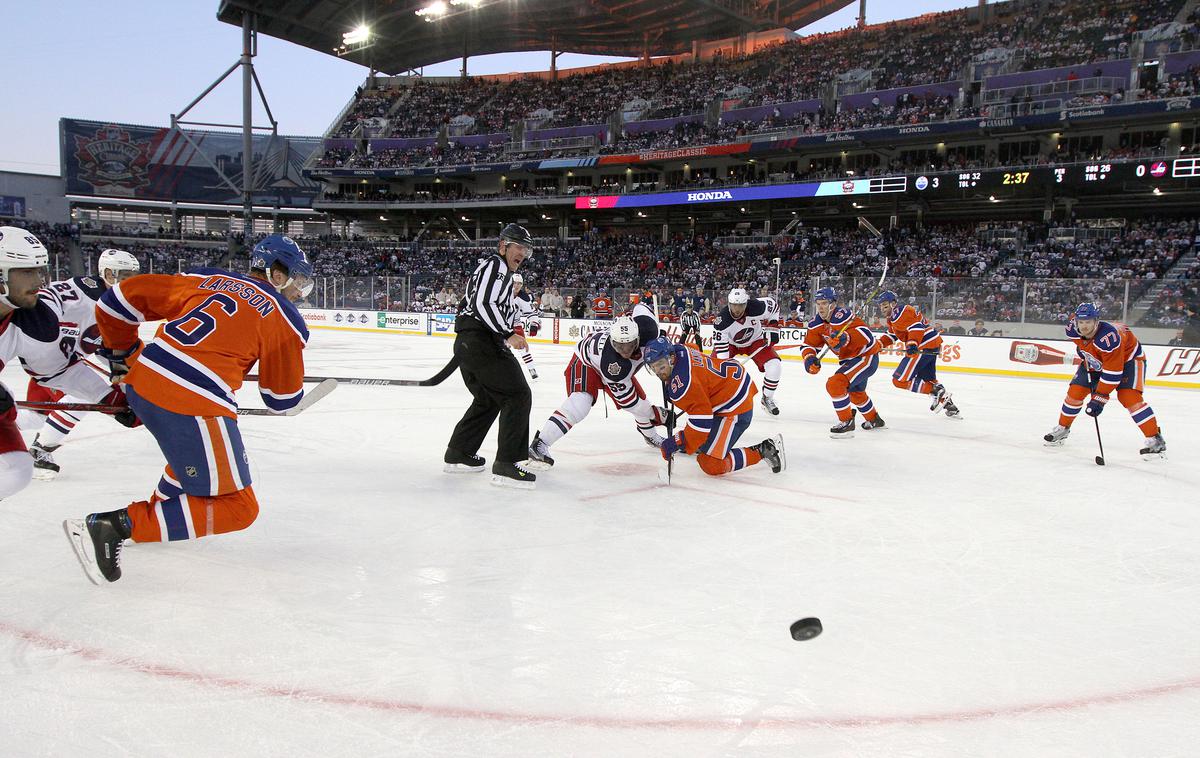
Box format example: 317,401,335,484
968,320,989,336
1168,328,1186,346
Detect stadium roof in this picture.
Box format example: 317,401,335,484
216,0,856,75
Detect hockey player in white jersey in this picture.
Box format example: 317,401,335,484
712,288,783,415
21,248,141,477
526,301,669,469
0,229,137,498
510,273,540,379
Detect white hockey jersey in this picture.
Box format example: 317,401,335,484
572,302,659,394
39,276,108,358
0,283,114,404
712,297,780,357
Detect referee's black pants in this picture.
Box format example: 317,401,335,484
447,322,531,464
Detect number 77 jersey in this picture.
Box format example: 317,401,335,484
95,268,309,419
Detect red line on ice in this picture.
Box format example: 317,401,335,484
3,619,1197,731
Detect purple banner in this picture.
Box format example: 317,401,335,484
324,138,357,149
841,81,960,109
368,137,436,150
621,113,705,136
985,60,1131,90
450,133,509,147
1164,50,1200,74
527,124,607,141
722,99,821,124
0,195,25,217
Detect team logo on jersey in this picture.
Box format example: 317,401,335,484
82,277,98,288
606,361,622,377
73,124,152,192
734,327,755,343
185,466,198,478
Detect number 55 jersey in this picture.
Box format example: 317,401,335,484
95,268,309,418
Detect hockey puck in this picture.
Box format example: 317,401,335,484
789,617,823,641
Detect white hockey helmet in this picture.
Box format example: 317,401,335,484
609,316,639,345
728,288,749,306
98,248,140,280
0,226,50,308
512,273,523,285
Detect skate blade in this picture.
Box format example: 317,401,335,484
32,468,60,481
1140,451,1167,461
523,459,554,472
772,435,787,473
442,463,485,473
490,475,535,490
829,432,855,440
62,519,104,586
1043,440,1067,448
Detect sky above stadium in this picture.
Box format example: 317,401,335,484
1,0,982,176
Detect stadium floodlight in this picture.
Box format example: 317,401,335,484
416,1,449,19
451,0,484,6
342,25,370,45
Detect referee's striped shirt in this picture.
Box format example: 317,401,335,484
459,253,516,337
681,311,702,331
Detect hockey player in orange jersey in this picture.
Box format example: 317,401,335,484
801,287,884,438
1043,302,1166,459
642,337,785,477
63,235,318,584
875,290,960,418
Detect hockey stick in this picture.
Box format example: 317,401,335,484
659,384,675,486
18,379,338,418
246,355,459,387
814,256,889,362
1084,367,1106,466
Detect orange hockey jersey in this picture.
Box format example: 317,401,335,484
592,296,614,319
878,304,942,352
664,344,757,454
95,269,308,419
801,307,879,362
1066,318,1145,396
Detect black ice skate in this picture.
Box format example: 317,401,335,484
929,384,950,413
1043,425,1070,447
529,367,539,380
444,448,486,473
1140,433,1167,461
753,434,787,473
830,416,856,439
760,394,780,416
526,432,555,470
861,415,886,431
30,439,60,480
491,461,537,490
637,423,665,448
943,397,962,419
63,509,132,585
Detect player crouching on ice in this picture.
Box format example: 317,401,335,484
875,290,960,418
801,287,885,438
527,308,669,469
1043,302,1166,459
642,337,785,477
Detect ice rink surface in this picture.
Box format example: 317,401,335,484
3,330,1198,757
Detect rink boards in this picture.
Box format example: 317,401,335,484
298,308,1200,390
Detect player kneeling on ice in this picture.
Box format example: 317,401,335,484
642,337,784,477
1043,302,1166,459
63,234,319,584
801,287,885,439
712,287,783,415
510,273,540,380
527,306,669,469
21,248,142,478
875,291,960,418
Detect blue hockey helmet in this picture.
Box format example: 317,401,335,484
252,234,314,297
876,290,898,304
642,336,674,365
1073,302,1100,320
814,286,837,302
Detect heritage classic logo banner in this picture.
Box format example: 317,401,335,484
72,124,152,191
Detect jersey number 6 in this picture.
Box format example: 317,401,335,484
164,293,239,346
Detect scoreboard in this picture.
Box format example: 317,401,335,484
911,158,1191,198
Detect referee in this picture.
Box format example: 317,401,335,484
444,223,537,489
679,304,704,352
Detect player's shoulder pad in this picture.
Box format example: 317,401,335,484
715,308,735,330
516,290,532,302
666,347,691,401
746,298,771,318
10,299,63,342
71,275,107,301
272,291,310,345
1093,321,1120,348
829,307,852,325
1064,319,1081,339
806,314,826,329
634,313,660,346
